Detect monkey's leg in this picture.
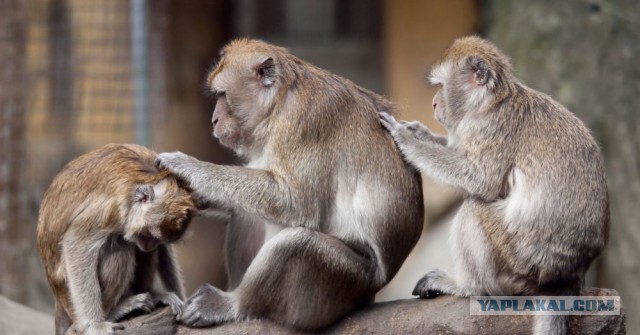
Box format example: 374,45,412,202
62,230,125,334
180,227,378,330
413,203,496,298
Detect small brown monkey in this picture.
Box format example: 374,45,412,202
156,39,424,330
37,144,196,335
381,36,609,335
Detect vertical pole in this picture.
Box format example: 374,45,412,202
131,0,150,146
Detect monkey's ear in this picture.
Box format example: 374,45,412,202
468,56,493,87
256,57,276,87
133,185,155,203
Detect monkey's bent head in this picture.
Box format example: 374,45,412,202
126,177,194,252
37,144,194,334
38,144,196,254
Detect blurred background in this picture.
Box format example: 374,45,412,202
1,0,638,332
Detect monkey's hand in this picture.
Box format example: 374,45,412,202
108,292,156,322
412,269,457,299
380,112,439,143
153,292,184,319
379,112,422,147
156,151,205,188
179,284,235,327
400,120,436,142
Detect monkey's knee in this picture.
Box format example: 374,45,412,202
236,228,376,329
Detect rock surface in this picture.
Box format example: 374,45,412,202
2,288,624,334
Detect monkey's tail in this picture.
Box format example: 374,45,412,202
534,314,567,335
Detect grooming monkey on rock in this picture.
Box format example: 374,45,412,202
156,38,424,330
37,144,197,335
381,36,609,335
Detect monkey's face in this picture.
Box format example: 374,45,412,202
428,58,496,131
126,180,195,252
212,94,243,150
206,40,281,155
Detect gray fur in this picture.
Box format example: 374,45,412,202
381,36,609,335
156,39,424,331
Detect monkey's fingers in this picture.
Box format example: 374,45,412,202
156,151,188,170
415,288,442,299
379,112,399,132
412,269,454,299
153,292,184,319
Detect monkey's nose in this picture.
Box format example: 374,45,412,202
212,116,218,125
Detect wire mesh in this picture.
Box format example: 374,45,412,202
0,0,168,310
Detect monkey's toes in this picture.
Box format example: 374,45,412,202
412,269,449,299
413,278,443,299
179,284,234,328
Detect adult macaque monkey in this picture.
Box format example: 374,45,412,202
380,36,609,335
37,144,197,335
156,39,424,330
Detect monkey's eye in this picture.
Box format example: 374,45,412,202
215,91,226,98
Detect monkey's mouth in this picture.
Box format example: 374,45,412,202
212,128,240,149
136,233,161,252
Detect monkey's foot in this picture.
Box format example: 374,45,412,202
179,284,235,328
153,292,184,318
412,269,456,299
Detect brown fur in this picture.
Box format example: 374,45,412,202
37,143,195,334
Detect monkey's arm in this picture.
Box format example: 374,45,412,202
381,113,503,200
157,245,184,299
157,152,299,225
151,245,185,317
62,229,124,333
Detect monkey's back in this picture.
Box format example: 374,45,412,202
485,88,609,286
36,144,168,315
